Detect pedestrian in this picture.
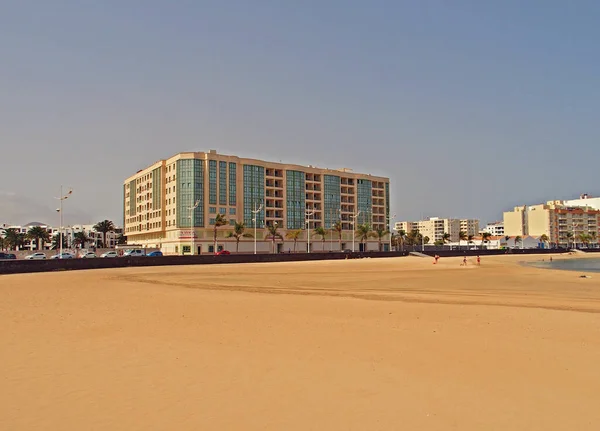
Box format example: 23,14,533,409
476,255,480,266
462,256,467,266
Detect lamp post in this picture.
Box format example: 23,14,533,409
188,199,200,255
350,210,361,252
305,208,314,253
54,186,73,259
252,203,263,254
387,213,396,252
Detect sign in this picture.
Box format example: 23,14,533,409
178,230,198,239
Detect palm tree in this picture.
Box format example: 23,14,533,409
27,226,50,250
116,234,127,245
539,234,549,249
423,236,430,244
458,231,467,249
73,231,89,249
590,231,598,248
372,227,389,251
564,232,574,249
396,229,406,251
265,224,283,253
355,224,375,251
481,232,492,249
285,229,302,253
467,234,474,249
226,222,253,252
514,235,522,249
212,214,228,252
93,220,115,248
51,233,67,250
441,232,451,246
578,233,591,248
332,220,343,250
313,226,327,251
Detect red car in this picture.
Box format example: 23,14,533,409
215,250,230,255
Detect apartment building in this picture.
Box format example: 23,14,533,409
504,202,600,246
480,221,504,236
123,151,390,254
394,217,478,243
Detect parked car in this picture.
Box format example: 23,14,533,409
25,252,46,260
101,251,119,258
51,252,75,259
146,251,163,257
81,252,97,258
0,252,16,260
215,250,230,255
123,249,145,257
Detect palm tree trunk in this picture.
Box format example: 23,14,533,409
236,238,240,252
213,227,217,252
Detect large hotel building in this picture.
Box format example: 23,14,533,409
123,150,390,254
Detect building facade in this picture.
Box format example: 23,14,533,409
123,151,391,254
394,217,479,243
504,202,600,247
480,221,504,236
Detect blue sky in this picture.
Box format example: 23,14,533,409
1,0,599,226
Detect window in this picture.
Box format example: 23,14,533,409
229,219,236,225
209,218,216,225
219,161,227,205
209,160,217,205
229,162,237,205
219,208,226,214
229,208,236,215
210,207,216,213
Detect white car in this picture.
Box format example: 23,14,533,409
123,249,145,257
101,251,119,258
51,252,75,259
81,252,97,258
25,252,46,260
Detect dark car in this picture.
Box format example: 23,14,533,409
215,250,230,255
0,252,16,260
147,251,163,257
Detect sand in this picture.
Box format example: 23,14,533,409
1,255,599,430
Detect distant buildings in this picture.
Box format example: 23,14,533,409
480,221,504,236
0,222,122,250
394,217,480,243
503,195,600,247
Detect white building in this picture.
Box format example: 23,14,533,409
480,221,504,236
563,194,600,210
395,217,479,243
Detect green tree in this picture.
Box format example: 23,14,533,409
265,224,283,253
423,236,430,245
27,226,50,250
396,229,406,251
481,232,492,249
441,232,451,245
539,234,549,248
313,226,327,251
51,233,67,250
226,221,253,252
4,228,27,250
355,224,375,250
578,233,591,248
332,220,343,250
590,231,597,248
116,234,127,245
372,227,389,251
93,220,115,248
458,231,467,249
467,234,475,248
73,231,89,249
285,229,302,253
564,232,574,249
514,235,522,249
212,214,228,252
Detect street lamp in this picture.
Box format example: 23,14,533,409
252,203,263,254
387,213,396,252
305,208,314,253
54,186,73,259
350,210,361,252
188,199,200,255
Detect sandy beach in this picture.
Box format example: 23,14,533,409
1,254,599,430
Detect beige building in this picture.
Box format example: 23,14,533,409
123,150,390,254
394,217,478,243
504,202,600,247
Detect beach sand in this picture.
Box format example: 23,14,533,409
1,255,599,430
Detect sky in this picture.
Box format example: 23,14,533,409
1,0,599,227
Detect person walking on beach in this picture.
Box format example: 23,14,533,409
476,255,480,266
462,256,467,266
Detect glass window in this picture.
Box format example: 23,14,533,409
210,207,216,213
